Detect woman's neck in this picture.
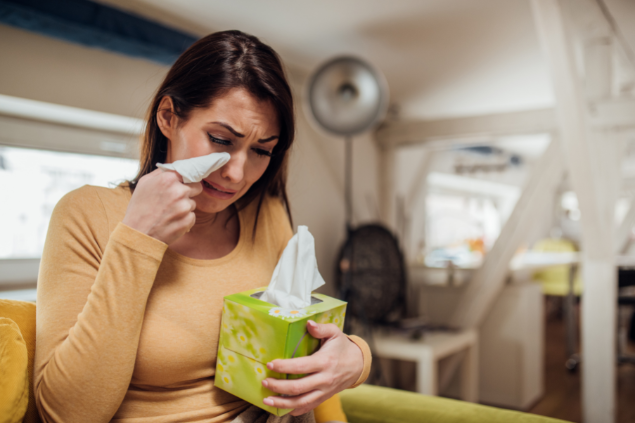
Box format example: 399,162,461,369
167,206,240,260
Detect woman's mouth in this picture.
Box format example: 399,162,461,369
202,180,236,200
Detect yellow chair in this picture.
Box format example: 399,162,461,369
532,238,582,296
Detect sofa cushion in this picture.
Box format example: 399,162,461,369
0,317,29,423
0,299,39,423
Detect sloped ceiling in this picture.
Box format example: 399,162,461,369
97,0,635,120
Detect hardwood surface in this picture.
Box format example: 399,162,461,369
529,310,635,423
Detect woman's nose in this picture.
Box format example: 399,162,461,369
220,152,245,183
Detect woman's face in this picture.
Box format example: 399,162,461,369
159,88,280,214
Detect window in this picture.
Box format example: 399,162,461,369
0,95,143,290
0,146,138,259
423,194,505,268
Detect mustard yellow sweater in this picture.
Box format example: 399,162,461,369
34,185,370,423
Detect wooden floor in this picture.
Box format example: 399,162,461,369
529,311,635,423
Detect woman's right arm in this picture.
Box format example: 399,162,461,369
34,170,201,423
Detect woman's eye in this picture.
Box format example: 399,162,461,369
208,134,232,146
253,148,273,158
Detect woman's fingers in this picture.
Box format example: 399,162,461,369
262,320,365,417
267,322,340,375
185,181,203,197
185,210,196,233
263,389,324,416
262,373,326,396
306,321,340,341
122,168,204,244
267,354,327,375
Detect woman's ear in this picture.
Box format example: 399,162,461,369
157,96,177,140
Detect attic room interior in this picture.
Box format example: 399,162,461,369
1,0,635,422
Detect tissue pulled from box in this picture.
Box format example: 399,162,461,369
259,225,325,309
156,152,230,183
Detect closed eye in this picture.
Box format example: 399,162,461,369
209,133,272,158
253,148,273,158
208,134,232,146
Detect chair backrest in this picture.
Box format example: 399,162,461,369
0,299,41,423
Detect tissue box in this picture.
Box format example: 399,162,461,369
215,287,347,416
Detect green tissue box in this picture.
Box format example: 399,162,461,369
215,287,347,416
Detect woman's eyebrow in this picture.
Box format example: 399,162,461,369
259,135,279,143
211,121,278,143
211,121,244,137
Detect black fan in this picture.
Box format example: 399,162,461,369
335,225,406,326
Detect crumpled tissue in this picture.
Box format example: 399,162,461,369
156,152,230,183
259,225,325,309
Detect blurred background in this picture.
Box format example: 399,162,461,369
1,0,635,422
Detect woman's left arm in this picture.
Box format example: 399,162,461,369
261,320,371,416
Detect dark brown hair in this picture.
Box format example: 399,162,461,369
129,30,294,233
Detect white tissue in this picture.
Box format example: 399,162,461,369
260,226,325,309
156,152,230,183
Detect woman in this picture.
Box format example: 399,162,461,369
34,30,371,423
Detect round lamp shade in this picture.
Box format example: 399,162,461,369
307,56,388,136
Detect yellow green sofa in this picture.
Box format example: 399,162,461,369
0,298,569,423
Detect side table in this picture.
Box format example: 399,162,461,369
372,328,479,402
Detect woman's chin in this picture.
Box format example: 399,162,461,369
195,199,230,215
194,192,240,215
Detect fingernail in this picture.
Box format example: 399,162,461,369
308,320,317,328
267,362,274,370
263,397,274,406
262,379,269,388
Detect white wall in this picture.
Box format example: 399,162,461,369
0,23,381,293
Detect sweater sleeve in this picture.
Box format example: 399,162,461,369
347,335,372,388
34,186,168,423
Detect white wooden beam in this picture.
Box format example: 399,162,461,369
403,150,435,261
584,36,613,101
450,138,564,330
405,150,435,213
532,1,618,422
375,99,635,149
376,108,556,149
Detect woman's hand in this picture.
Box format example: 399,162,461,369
122,169,202,245
261,320,364,416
